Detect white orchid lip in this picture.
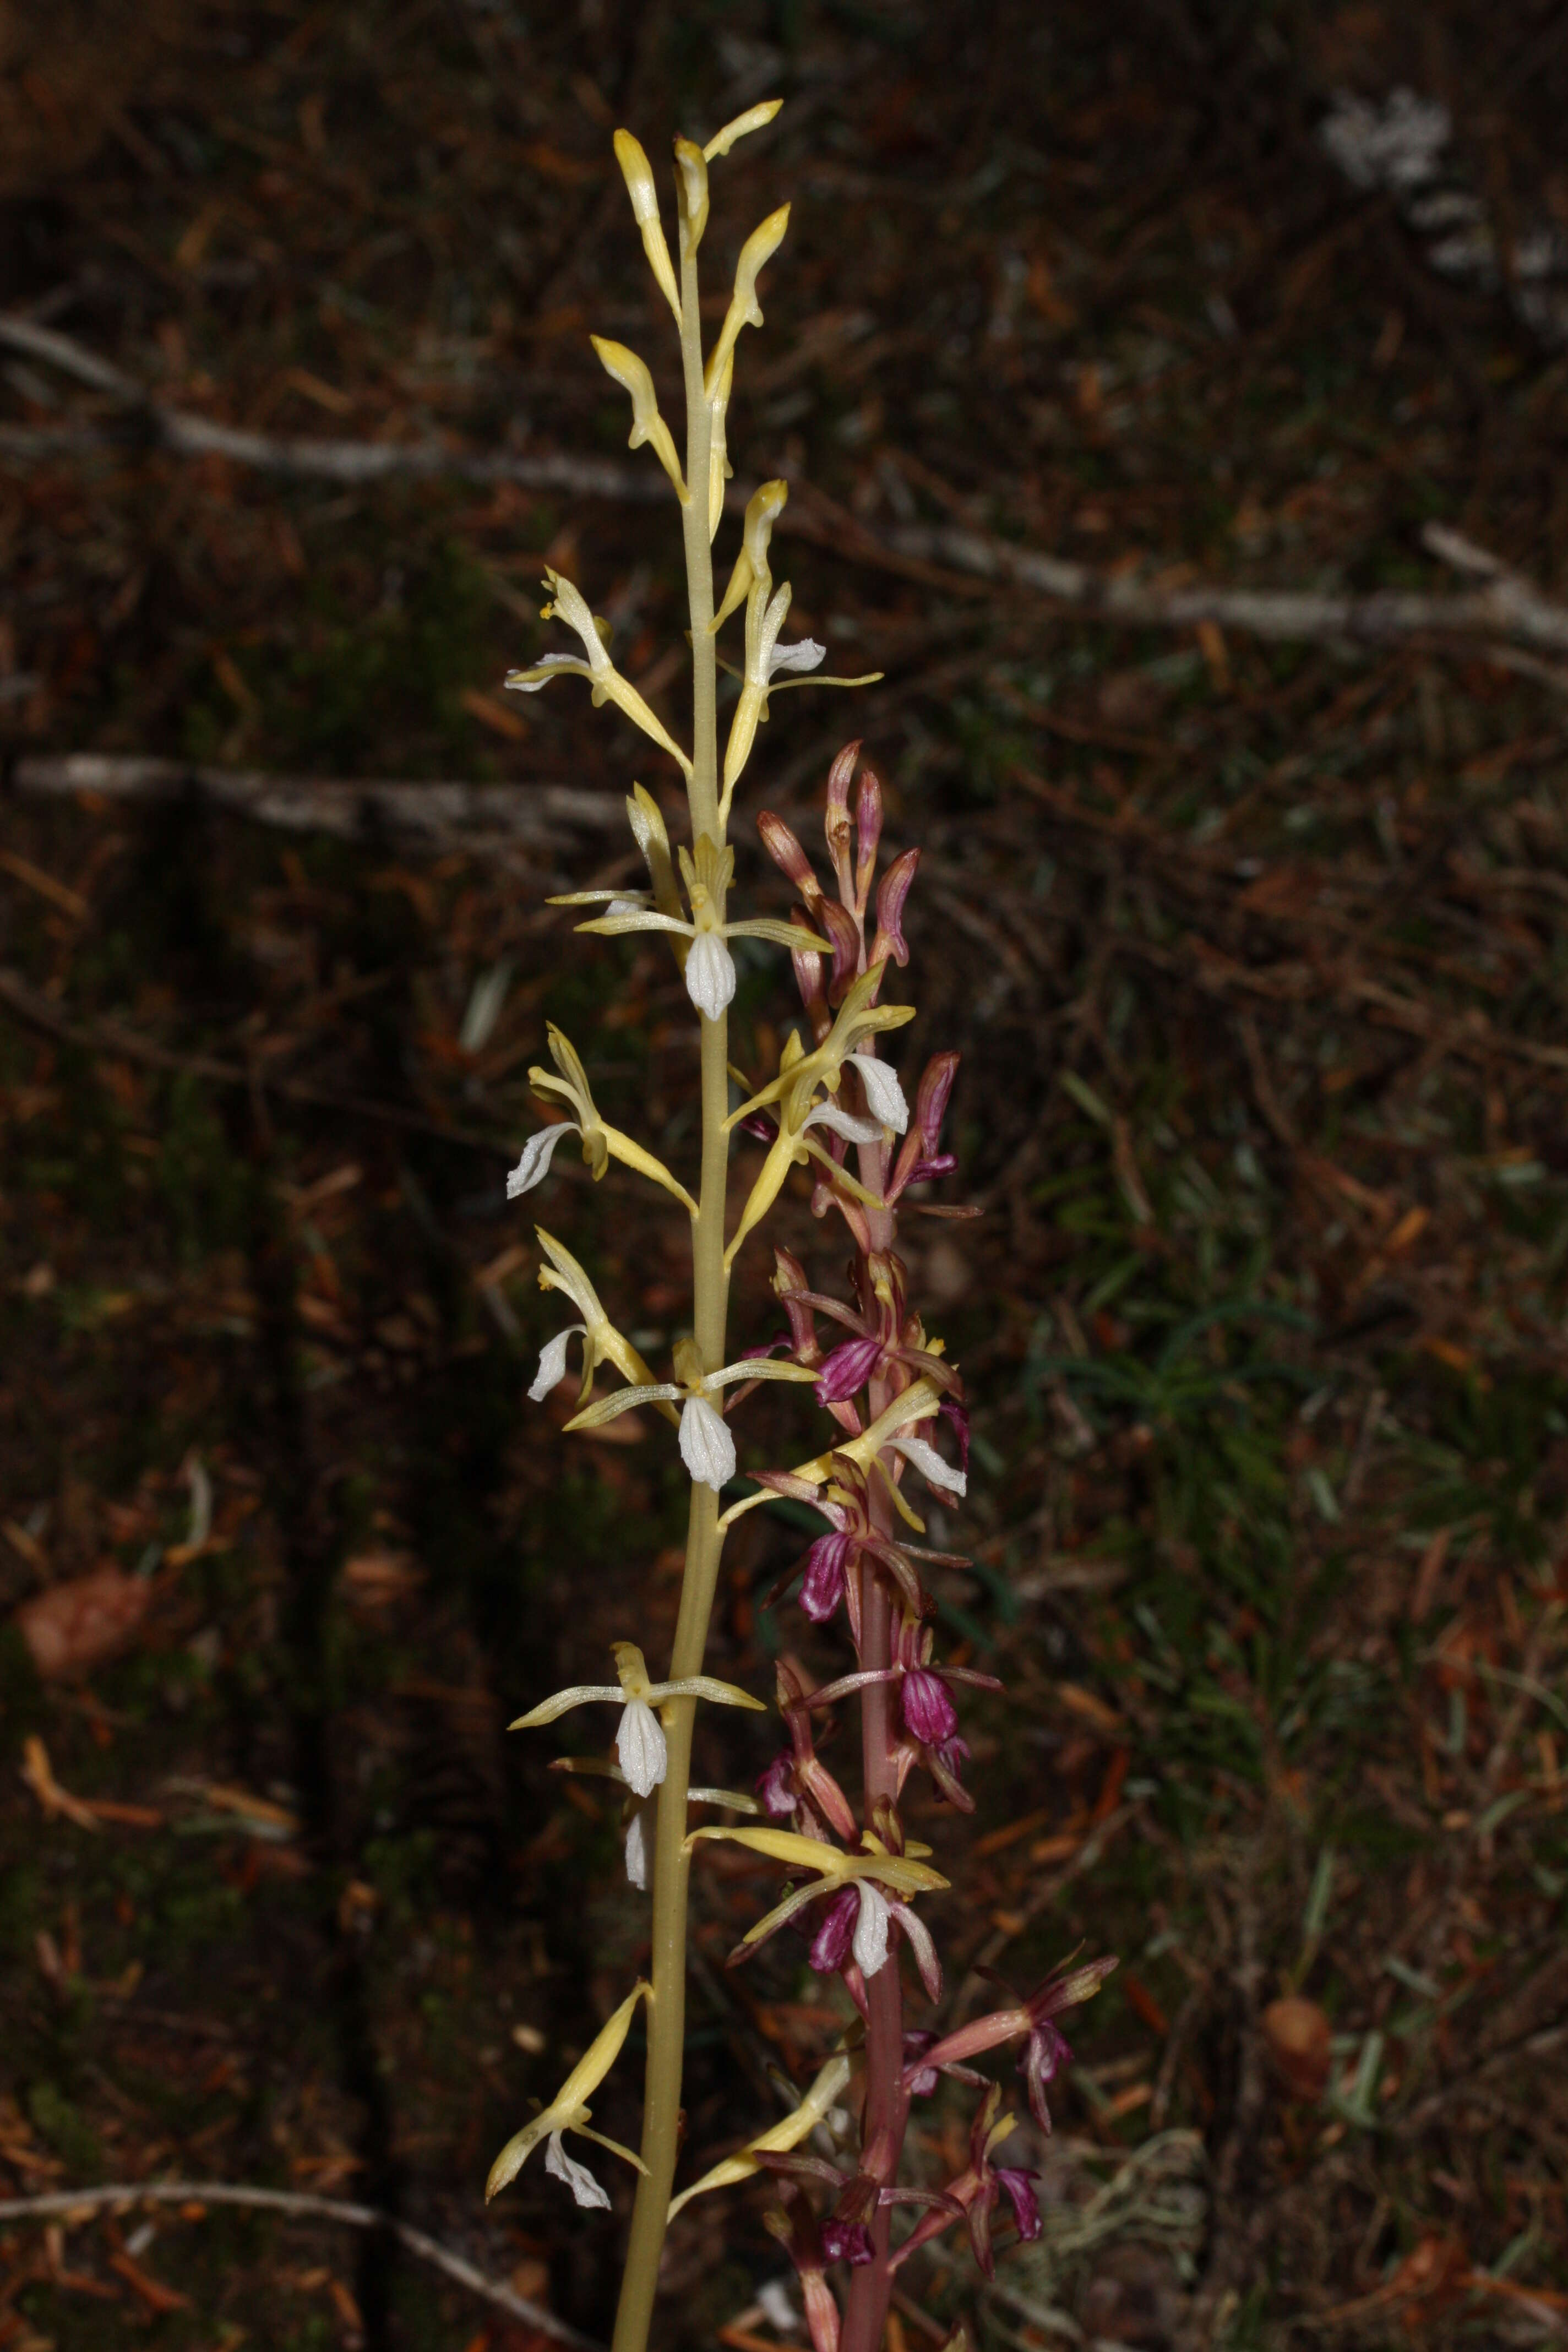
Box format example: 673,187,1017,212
680,1392,737,1490
507,1120,576,1198
545,2130,611,2211
846,1051,908,1133
684,931,737,1022
617,1697,668,1797
890,1432,967,1497
852,1880,891,1977
529,1321,586,1402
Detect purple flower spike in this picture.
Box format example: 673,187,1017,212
995,2167,1043,2243
901,1665,959,1745
809,1885,859,1974
820,2217,874,2266
816,1335,884,1404
738,1109,778,1142
940,1397,971,1473
756,1752,797,1820
800,1530,852,1624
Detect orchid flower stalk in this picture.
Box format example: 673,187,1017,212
487,105,1115,2352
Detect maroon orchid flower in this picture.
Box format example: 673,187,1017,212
888,2082,1041,2281
902,1948,1118,2132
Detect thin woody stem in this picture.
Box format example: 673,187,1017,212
612,204,727,2352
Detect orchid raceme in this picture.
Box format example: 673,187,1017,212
490,107,1113,2352
486,1980,650,2208
667,2052,854,2219
510,1642,764,1800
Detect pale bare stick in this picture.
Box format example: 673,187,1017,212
7,313,1568,661
0,2179,601,2350
10,754,626,851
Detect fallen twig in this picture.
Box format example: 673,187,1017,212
0,2180,600,2349
7,314,1568,661
8,752,625,852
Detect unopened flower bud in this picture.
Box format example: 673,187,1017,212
854,761,883,903
870,846,919,968
756,810,821,902
824,741,858,900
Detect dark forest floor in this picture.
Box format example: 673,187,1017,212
2,3,1567,2348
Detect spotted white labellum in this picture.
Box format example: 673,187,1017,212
846,1052,908,1134
891,1433,967,1498
852,1879,892,1978
617,1697,668,1798
680,1393,737,1491
529,1322,586,1403
624,1804,650,1891
507,1121,577,1198
544,2130,611,2211
684,930,737,1022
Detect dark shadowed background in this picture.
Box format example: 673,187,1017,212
2,2,1567,2348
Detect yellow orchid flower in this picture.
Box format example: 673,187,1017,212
702,99,784,164
563,1335,818,1491
505,566,692,778
568,834,828,1024
509,1640,764,1798
667,2051,853,2219
486,1979,650,2208
509,1023,698,1216
685,1823,948,1974
704,203,791,398
526,1228,678,1428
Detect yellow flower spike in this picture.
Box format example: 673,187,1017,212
613,128,682,326
710,479,788,636
703,97,784,162
590,337,688,503
672,136,710,261
667,2051,853,2219
704,202,791,397
707,348,734,543
486,1979,651,2206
